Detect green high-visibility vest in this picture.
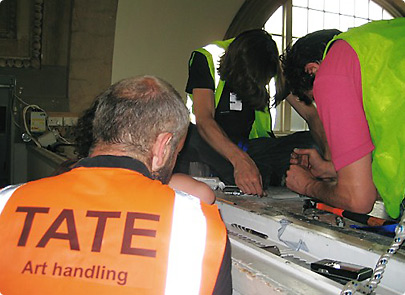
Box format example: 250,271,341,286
324,18,405,218
188,39,272,139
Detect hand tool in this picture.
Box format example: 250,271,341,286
304,200,396,226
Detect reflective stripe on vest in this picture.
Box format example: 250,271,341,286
165,190,227,295
324,18,405,218
0,184,22,214
0,167,226,294
188,39,272,139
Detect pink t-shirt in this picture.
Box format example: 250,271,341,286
314,40,374,171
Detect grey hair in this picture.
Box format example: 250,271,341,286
92,75,189,155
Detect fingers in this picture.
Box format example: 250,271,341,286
233,154,264,196
292,148,312,155
286,164,309,195
292,148,319,157
290,152,300,165
290,151,298,159
249,174,263,196
236,176,263,196
290,151,310,168
298,154,310,168
285,166,296,191
234,171,263,196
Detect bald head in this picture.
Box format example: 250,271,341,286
92,76,189,159
112,76,171,101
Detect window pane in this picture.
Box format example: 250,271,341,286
339,15,355,31
293,0,308,8
273,104,282,131
324,0,339,13
324,12,340,29
268,78,278,130
292,6,308,37
291,108,308,131
265,6,283,34
354,17,368,27
369,1,383,20
308,9,323,33
308,0,323,10
340,0,354,16
354,0,369,19
272,35,283,52
382,10,393,19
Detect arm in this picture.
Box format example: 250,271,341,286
286,94,331,160
169,173,215,204
288,40,378,213
193,88,263,196
286,153,378,213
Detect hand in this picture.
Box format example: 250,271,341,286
290,148,336,179
233,153,263,196
286,164,315,196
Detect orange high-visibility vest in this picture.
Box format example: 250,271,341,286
0,165,227,295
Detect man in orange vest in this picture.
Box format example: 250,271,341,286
0,76,232,295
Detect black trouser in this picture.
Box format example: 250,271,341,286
174,124,316,188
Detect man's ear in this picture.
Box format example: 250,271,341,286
304,62,320,75
151,132,173,172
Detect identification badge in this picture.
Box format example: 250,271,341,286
229,92,242,111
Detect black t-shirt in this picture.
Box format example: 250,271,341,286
212,237,232,295
186,51,255,143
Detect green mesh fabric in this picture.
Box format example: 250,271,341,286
325,18,405,218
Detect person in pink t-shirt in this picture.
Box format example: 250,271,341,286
281,29,379,214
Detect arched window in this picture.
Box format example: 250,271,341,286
225,0,405,134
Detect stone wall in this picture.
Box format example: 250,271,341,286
68,0,118,113
0,0,118,114
0,0,72,111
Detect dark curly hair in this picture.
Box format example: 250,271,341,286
53,100,99,175
73,99,99,159
218,29,284,110
280,29,341,105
